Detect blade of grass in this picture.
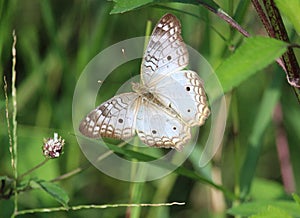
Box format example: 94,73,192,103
239,71,283,199
105,141,236,200
233,0,251,24
129,181,144,218
231,92,242,207
129,138,146,218
146,174,177,218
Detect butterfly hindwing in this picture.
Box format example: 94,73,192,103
151,70,210,126
79,93,139,140
135,100,191,151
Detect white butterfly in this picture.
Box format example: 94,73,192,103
79,13,210,151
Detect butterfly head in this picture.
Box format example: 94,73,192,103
132,82,147,94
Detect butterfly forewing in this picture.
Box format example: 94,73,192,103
79,93,139,139
141,14,189,86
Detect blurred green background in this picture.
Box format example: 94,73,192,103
0,0,300,217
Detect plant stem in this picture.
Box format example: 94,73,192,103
11,30,18,216
251,0,286,71
262,0,300,101
273,104,295,193
4,76,13,170
18,159,49,181
14,202,185,216
199,2,250,37
50,162,90,182
251,0,275,37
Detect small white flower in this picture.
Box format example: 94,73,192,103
42,133,65,158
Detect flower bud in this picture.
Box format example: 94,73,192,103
42,133,65,158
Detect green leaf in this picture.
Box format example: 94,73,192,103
111,0,154,14
228,201,300,217
250,206,292,218
251,178,286,200
292,193,300,207
110,0,220,14
34,180,69,208
216,37,288,93
275,0,300,36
